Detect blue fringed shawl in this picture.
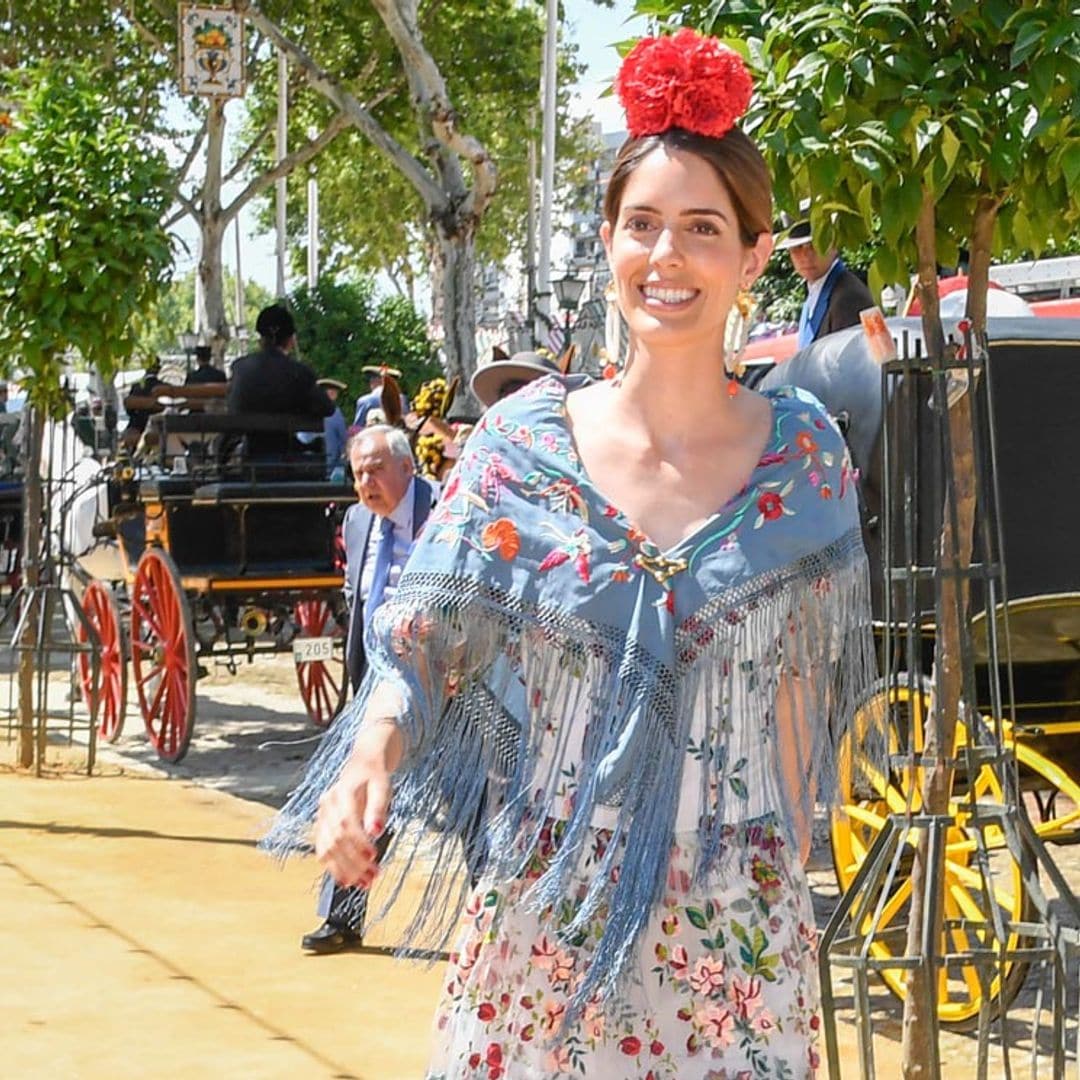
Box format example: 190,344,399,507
266,375,880,1014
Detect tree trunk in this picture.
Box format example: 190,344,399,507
198,97,230,364
900,190,978,1078
965,193,1000,335
433,215,478,392
17,407,44,768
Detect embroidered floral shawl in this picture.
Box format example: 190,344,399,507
267,374,879,1012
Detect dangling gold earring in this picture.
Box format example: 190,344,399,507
723,287,756,397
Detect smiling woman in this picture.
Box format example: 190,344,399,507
268,27,878,1080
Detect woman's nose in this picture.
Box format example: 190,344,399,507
649,225,682,266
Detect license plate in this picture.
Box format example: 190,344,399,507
293,636,335,663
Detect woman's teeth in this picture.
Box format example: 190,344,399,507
642,286,696,304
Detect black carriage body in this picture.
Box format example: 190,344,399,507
136,478,344,579
115,411,357,657
761,318,1080,738
80,410,359,762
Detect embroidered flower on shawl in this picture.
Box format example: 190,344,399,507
479,452,519,503
524,474,588,521
538,524,592,582
753,480,796,528
481,517,521,560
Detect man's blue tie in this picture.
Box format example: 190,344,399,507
365,516,396,617
797,295,813,348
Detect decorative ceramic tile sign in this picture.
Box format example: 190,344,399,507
178,5,245,97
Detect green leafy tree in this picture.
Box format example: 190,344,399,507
2,0,347,363
243,1,591,311
239,0,597,388
0,60,172,766
0,61,173,408
638,1,1080,1070
288,276,439,419
4,0,596,390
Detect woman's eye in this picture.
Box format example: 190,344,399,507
689,220,719,235
625,217,653,231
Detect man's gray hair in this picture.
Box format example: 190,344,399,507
347,424,414,465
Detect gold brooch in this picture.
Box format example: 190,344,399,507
634,550,688,587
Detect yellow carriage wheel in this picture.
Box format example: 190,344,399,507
831,684,1033,1030
1012,739,1080,844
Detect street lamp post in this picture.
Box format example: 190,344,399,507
553,272,586,349
179,329,197,376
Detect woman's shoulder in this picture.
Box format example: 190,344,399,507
759,383,846,447
473,373,586,433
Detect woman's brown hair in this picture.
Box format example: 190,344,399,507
603,126,772,248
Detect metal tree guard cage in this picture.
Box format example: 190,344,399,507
820,326,1080,1077
1,403,103,776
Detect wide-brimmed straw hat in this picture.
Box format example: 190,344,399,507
470,351,561,407
360,364,403,379
317,377,348,391
773,216,814,251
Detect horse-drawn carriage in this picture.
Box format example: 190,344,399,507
76,401,355,764
763,316,1080,1027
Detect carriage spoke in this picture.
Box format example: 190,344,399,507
132,551,194,763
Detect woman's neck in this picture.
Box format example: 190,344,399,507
614,342,741,438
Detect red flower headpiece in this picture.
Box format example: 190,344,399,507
615,28,752,141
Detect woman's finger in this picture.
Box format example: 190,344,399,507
364,771,393,839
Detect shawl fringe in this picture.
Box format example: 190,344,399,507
264,527,880,1018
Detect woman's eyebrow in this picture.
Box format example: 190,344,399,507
681,207,729,222
623,203,729,222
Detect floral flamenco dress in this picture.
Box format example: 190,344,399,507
267,375,879,1079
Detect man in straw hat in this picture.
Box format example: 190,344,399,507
775,211,872,349
469,349,562,408
353,364,410,427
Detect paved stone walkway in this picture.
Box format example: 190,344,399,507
6,662,1078,1077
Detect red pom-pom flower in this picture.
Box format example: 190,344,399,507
615,28,752,140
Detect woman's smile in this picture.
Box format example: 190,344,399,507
639,282,700,310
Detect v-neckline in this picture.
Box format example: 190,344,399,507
555,378,783,559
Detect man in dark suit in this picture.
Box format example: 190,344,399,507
227,304,333,460
185,344,227,386
302,423,438,954
776,218,874,349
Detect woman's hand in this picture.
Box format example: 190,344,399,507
315,717,404,888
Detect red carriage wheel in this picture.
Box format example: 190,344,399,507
294,599,348,728
77,581,127,742
130,549,196,763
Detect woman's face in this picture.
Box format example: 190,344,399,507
601,146,772,357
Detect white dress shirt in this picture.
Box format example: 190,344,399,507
359,477,416,611
805,256,840,316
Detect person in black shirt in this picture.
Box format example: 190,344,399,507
227,305,333,461
185,345,227,386
121,356,164,451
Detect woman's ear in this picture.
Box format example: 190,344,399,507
742,230,775,287
600,219,612,261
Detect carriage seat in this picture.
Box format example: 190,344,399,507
191,482,355,506
148,413,327,436
139,477,198,501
